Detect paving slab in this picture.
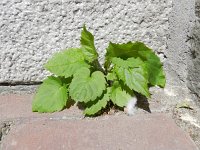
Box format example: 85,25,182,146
0,94,83,122
1,114,198,150
0,94,164,122
0,94,198,150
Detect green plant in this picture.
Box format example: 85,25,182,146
32,25,166,116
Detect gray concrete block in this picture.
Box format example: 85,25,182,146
187,0,200,104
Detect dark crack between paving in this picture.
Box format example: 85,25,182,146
0,121,13,147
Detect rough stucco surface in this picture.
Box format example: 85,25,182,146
188,0,200,103
0,0,172,83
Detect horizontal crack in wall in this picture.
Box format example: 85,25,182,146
0,82,42,86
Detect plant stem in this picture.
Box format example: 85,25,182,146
93,59,106,74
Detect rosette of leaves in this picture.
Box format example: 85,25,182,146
32,25,165,116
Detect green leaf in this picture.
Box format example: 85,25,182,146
110,58,149,97
106,41,142,59
32,76,68,113
84,89,110,115
139,51,166,87
114,66,150,98
81,25,98,62
105,41,165,87
111,57,144,68
106,72,117,81
146,61,165,87
110,82,132,107
45,48,89,78
69,68,106,103
105,41,148,69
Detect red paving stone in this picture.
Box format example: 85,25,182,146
0,94,83,121
0,94,198,150
1,114,198,150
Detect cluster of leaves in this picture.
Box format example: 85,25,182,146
32,25,166,116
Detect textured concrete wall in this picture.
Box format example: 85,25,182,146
188,0,200,103
0,0,172,83
0,0,197,100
